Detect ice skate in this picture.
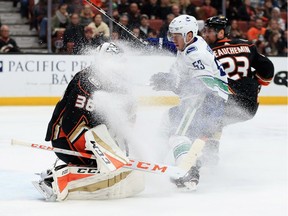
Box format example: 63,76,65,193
171,165,200,191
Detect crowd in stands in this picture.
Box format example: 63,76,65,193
0,0,287,56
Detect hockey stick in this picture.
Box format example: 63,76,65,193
85,0,148,46
11,139,185,178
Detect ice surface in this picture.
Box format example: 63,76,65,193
0,105,287,216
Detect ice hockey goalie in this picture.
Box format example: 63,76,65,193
33,43,145,201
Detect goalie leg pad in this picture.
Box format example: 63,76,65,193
34,165,145,201
84,124,130,172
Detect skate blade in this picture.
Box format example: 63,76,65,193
183,181,198,191
32,181,56,201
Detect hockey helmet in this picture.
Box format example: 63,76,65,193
96,42,121,55
168,15,198,43
205,15,230,36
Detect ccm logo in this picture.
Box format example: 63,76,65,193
127,160,168,173
77,168,98,174
31,144,54,151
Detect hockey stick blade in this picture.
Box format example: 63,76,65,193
11,139,185,178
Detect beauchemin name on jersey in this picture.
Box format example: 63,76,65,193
213,45,251,58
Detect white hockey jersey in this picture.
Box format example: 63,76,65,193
170,36,229,100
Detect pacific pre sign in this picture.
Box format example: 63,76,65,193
0,54,286,105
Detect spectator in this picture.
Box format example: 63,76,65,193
185,0,198,18
88,14,110,40
117,0,130,15
131,26,141,39
63,13,84,52
271,7,286,31
79,4,94,27
247,17,266,42
171,4,181,18
158,0,172,20
141,0,160,19
19,0,29,19
197,0,217,20
254,3,267,21
32,0,47,32
230,19,245,39
147,29,158,38
138,14,153,39
127,3,141,29
112,6,120,22
73,26,101,54
254,38,266,54
111,30,120,42
226,0,239,20
264,18,285,41
262,0,274,20
0,25,21,53
238,0,257,21
64,0,82,15
280,0,287,11
51,3,70,35
115,14,130,40
159,13,175,39
178,0,190,14
265,31,285,55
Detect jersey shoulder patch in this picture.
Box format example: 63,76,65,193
186,46,198,54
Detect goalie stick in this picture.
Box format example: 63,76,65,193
11,139,186,178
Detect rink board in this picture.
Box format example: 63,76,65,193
0,54,287,105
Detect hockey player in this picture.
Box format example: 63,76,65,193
34,42,145,201
202,15,274,126
194,16,275,177
150,15,230,190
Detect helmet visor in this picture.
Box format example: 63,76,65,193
167,31,183,42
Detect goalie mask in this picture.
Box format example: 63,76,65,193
96,42,122,55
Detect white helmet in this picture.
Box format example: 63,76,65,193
168,15,198,43
96,42,121,55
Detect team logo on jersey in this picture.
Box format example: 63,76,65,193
186,46,197,54
0,61,3,72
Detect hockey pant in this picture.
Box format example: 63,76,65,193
224,77,260,126
166,92,226,167
34,164,145,201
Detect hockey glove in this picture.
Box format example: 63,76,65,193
150,72,176,91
